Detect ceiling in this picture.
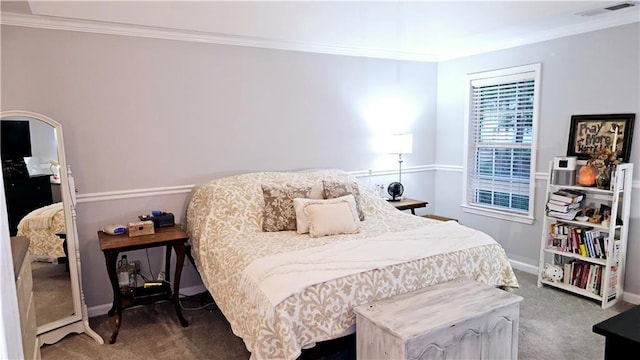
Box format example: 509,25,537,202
1,1,639,61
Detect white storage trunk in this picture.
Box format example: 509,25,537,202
353,279,523,360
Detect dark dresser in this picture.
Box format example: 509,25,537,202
4,174,54,236
593,305,640,359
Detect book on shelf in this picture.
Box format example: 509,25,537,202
586,230,605,259
579,243,588,257
596,266,603,296
563,263,572,285
569,227,580,253
568,261,603,294
586,265,595,292
547,208,580,220
584,230,595,258
549,189,585,204
608,266,618,298
586,264,601,295
593,236,603,258
573,264,581,287
546,200,581,213
548,224,607,260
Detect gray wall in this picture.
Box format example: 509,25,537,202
435,23,640,299
2,22,639,310
1,25,438,309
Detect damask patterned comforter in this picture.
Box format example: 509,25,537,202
186,169,519,360
17,202,66,261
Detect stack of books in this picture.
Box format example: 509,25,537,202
546,189,585,220
547,223,607,258
562,260,603,295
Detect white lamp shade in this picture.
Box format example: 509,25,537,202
386,133,413,154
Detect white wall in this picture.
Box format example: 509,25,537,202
1,25,438,309
435,23,640,298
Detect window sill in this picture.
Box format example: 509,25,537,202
461,204,534,224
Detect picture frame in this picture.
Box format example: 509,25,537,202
599,204,612,218
566,113,635,163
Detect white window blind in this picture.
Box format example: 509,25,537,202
464,64,540,221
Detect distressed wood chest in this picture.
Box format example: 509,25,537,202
353,279,523,360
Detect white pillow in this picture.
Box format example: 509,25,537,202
303,199,360,238
293,195,359,234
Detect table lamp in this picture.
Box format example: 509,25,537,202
386,133,413,201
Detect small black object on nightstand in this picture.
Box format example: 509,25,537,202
387,182,404,201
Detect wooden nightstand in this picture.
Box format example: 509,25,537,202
389,198,428,215
423,214,458,222
98,225,189,344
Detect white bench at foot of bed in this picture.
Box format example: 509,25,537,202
353,279,523,360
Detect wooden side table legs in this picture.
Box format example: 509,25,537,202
98,226,191,344
171,243,189,327
103,251,122,344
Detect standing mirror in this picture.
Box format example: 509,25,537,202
1,110,102,346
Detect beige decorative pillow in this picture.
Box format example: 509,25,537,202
322,180,365,220
262,185,312,232
304,200,360,238
293,195,359,234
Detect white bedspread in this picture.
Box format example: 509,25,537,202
240,220,495,319
186,170,520,360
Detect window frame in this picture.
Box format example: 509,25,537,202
462,63,541,224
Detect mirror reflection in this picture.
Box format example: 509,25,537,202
1,116,75,326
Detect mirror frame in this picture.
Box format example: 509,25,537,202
1,110,102,345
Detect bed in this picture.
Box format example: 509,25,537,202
17,202,67,261
185,169,519,360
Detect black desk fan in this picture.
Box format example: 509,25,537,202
387,182,404,201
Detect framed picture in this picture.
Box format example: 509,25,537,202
567,113,635,163
599,204,612,218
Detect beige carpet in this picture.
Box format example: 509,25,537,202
39,269,634,360
32,261,74,326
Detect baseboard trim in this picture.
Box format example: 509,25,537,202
87,284,208,318
509,259,538,275
623,291,640,305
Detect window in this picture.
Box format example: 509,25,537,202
462,64,540,224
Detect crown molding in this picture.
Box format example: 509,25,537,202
2,11,637,63
0,12,439,62
438,10,640,61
